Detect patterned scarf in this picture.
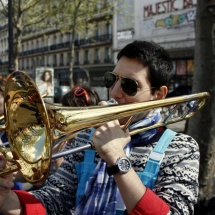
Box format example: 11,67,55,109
74,109,161,215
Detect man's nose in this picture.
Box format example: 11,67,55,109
110,79,123,98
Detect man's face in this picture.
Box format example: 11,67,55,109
109,56,155,125
44,72,51,81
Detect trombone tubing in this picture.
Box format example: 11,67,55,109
52,92,210,160
49,92,210,139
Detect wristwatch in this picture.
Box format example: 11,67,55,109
106,157,132,176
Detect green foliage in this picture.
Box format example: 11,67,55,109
0,0,53,31
50,0,114,36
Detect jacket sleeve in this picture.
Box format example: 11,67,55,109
129,188,170,215
14,190,46,215
153,133,200,214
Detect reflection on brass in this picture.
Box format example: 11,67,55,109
2,71,51,185
0,71,211,185
0,146,13,161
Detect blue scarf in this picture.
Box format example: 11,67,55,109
74,110,161,215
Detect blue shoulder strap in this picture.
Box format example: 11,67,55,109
75,128,96,206
137,128,177,189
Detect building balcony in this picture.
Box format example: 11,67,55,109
94,59,100,64
50,44,57,50
74,61,80,65
104,58,111,63
18,33,112,58
75,33,112,47
84,60,89,64
2,61,8,66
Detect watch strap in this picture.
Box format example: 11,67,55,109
106,165,120,176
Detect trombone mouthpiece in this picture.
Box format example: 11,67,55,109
107,98,118,105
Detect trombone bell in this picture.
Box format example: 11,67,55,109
4,71,51,185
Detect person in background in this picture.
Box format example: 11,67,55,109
61,85,100,107
0,41,199,215
38,70,53,96
52,85,101,170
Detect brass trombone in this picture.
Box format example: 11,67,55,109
0,71,210,185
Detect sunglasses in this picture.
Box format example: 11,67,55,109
104,72,140,96
73,86,89,105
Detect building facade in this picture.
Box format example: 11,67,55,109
1,0,214,100
0,18,9,76
0,8,114,101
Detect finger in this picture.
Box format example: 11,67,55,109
0,156,7,169
98,101,108,106
124,128,130,137
0,176,14,189
105,120,120,127
96,120,119,132
0,155,6,162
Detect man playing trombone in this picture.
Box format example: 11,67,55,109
0,40,199,215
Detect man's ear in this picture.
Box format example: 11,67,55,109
153,86,168,100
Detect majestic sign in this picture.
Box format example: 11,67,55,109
143,0,197,18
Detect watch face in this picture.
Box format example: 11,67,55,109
118,158,131,172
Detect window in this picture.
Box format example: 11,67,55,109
26,59,29,68
36,40,39,49
104,47,111,63
105,22,111,35
94,24,99,38
75,51,79,64
22,59,24,69
75,33,79,40
67,53,71,65
60,53,64,66
105,47,110,59
31,41,34,50
40,57,44,66
36,57,39,66
84,50,89,63
53,35,57,44
94,49,99,63
60,34,64,43
47,55,50,65
53,55,57,66
31,59,35,68
41,39,44,48
67,33,71,42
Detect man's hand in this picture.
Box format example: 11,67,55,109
0,154,14,209
92,120,131,166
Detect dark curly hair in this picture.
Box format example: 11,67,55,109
61,85,100,107
117,40,173,94
41,70,52,83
